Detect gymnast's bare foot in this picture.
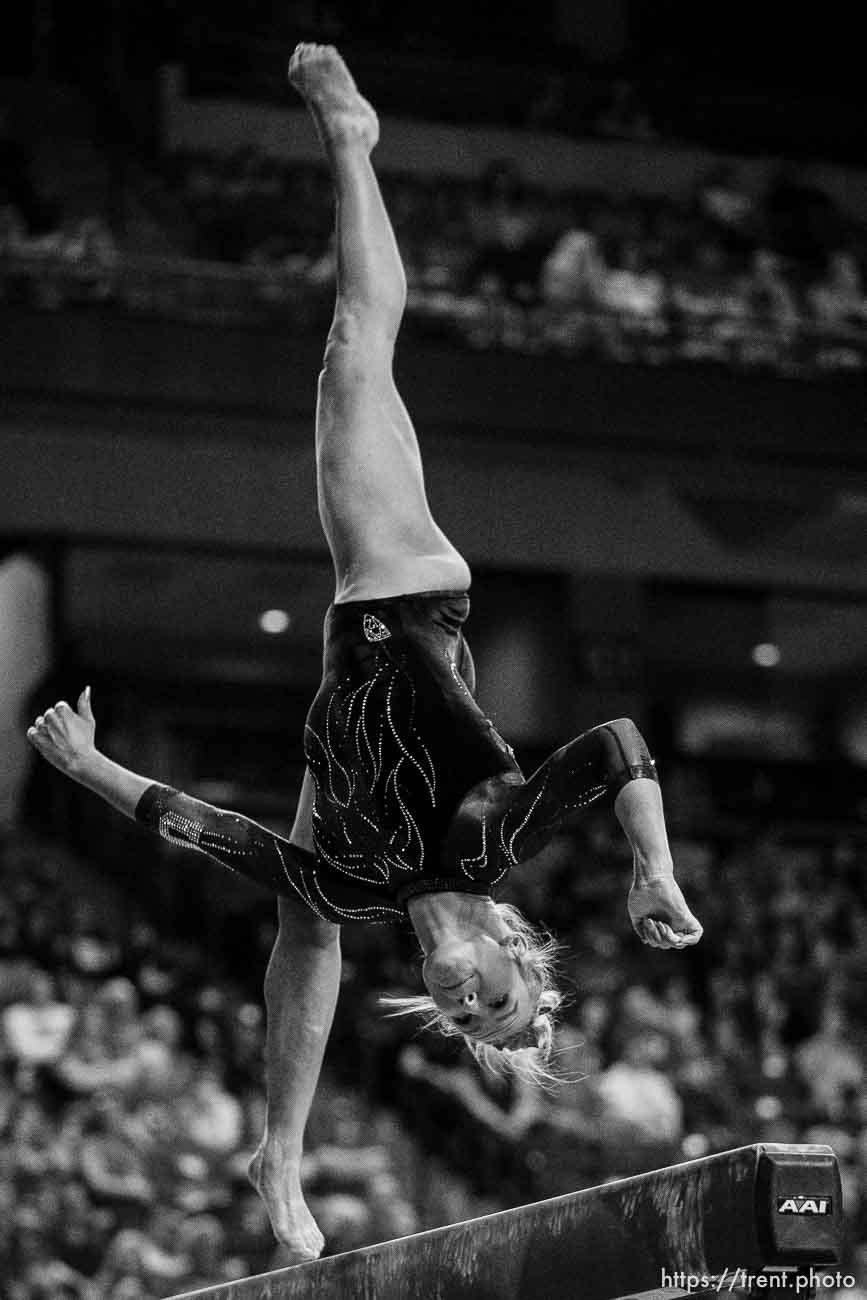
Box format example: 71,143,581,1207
288,43,379,153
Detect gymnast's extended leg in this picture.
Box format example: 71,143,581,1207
289,43,471,603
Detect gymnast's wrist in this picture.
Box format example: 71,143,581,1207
632,852,675,885
69,745,108,786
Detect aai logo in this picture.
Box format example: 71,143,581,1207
777,1196,832,1215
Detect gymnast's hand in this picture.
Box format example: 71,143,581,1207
248,1139,325,1265
627,874,703,950
27,687,97,778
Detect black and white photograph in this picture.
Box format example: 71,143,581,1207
1,4,865,1297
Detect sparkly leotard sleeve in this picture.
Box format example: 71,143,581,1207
133,784,414,924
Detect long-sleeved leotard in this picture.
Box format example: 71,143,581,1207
135,591,657,926
134,783,411,923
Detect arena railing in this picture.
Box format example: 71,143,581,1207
2,248,866,378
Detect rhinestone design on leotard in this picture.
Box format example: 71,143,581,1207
305,654,437,884
363,614,391,642
136,600,661,929
139,785,409,925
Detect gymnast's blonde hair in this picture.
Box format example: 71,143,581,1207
379,902,566,1091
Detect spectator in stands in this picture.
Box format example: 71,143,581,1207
224,999,265,1093
60,901,124,981
308,1191,374,1256
613,981,673,1050
8,1093,77,1180
669,234,743,361
78,1089,155,1220
174,1061,244,1160
63,216,119,303
135,1206,196,1289
593,1029,683,1145
367,1169,420,1242
135,1003,190,1098
223,1187,277,1276
52,979,145,1097
13,1258,95,1300
192,1006,227,1073
736,248,800,328
807,249,867,327
406,176,474,295
539,199,605,308
593,236,668,361
659,976,702,1055
398,1039,545,1142
673,1032,741,1137
2,967,74,1075
795,1001,865,1122
567,995,612,1079
92,1227,152,1297
466,160,547,300
105,1281,150,1300
519,1020,604,1145
50,1178,113,1280
694,162,756,256
175,1213,244,1289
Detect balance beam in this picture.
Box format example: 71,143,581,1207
169,1143,842,1300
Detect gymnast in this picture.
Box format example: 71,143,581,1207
27,44,702,1262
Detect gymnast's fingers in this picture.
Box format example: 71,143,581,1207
679,922,703,946
42,707,65,739
637,918,662,947
648,919,671,947
26,721,50,752
655,921,686,948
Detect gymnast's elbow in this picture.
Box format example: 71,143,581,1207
603,716,643,741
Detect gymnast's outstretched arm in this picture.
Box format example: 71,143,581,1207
25,688,331,910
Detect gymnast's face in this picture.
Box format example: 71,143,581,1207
422,933,535,1043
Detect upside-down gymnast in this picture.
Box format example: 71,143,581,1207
27,44,703,1262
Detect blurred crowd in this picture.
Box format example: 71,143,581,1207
2,119,867,377
3,772,867,1295
0,832,441,1299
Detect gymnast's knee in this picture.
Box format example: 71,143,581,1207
324,295,404,366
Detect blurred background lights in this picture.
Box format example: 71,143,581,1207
754,1094,783,1121
681,1133,711,1159
751,642,781,668
259,608,291,635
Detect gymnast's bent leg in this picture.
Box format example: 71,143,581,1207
289,43,470,603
